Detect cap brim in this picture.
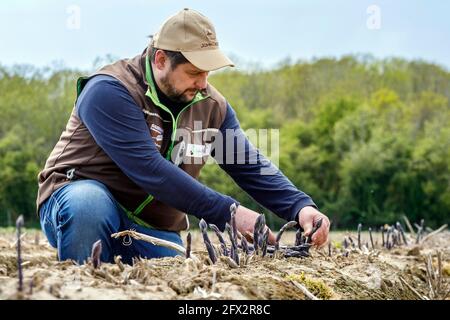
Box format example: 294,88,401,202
181,48,234,71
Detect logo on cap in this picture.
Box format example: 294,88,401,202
201,29,218,48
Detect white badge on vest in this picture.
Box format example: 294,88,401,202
186,143,211,158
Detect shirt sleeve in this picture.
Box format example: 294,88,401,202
76,75,237,230
215,103,317,223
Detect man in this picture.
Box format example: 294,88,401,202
37,8,330,265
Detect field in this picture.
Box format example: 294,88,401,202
0,227,449,300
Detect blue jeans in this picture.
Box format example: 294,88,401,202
39,179,183,265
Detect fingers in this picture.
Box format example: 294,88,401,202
298,206,331,247
244,231,253,243
302,220,314,237
267,228,276,245
311,218,330,247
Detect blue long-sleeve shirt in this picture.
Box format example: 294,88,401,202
76,75,316,229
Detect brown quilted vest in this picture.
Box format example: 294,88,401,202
36,47,228,231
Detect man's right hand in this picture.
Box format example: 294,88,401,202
234,205,276,244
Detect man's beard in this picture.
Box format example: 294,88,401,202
160,74,198,104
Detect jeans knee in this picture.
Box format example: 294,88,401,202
57,180,121,231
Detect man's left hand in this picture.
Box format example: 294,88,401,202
298,206,330,247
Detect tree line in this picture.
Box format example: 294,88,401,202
0,54,449,229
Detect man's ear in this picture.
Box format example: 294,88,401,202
154,50,168,70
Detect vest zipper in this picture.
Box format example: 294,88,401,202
144,55,209,160
127,56,209,221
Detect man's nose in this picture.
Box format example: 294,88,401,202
195,72,209,90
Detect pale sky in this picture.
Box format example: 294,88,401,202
0,0,449,71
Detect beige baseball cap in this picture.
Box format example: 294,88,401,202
151,8,234,71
